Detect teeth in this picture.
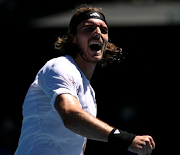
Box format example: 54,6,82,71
89,41,102,51
89,42,101,46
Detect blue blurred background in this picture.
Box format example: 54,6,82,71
1,0,179,155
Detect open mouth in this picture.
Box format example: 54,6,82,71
89,42,102,52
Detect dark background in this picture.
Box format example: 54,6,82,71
1,0,179,155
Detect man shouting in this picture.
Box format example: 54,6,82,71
15,4,155,155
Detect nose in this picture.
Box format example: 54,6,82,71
94,27,101,38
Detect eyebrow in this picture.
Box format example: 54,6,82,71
84,22,108,29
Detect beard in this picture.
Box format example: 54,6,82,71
76,42,104,64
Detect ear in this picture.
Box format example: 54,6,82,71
69,34,77,44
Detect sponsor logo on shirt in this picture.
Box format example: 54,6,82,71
69,78,79,92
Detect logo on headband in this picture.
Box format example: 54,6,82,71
90,12,100,17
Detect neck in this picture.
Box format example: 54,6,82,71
73,54,96,81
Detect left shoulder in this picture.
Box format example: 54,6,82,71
49,56,81,77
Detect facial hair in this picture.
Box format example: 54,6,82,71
76,41,106,64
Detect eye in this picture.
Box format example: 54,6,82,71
84,26,95,32
101,28,108,34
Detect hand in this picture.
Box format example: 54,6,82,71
128,135,155,155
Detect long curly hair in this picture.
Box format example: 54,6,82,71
54,4,126,67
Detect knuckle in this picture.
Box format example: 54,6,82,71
148,135,152,138
145,137,150,142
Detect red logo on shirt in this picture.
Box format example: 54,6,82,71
69,78,79,92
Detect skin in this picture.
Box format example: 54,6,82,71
73,18,109,80
54,18,155,155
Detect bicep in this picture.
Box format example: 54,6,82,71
54,94,113,141
54,94,82,125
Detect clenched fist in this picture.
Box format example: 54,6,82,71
128,135,155,155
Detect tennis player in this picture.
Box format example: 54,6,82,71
15,4,155,155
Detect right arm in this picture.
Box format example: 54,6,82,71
54,93,113,142
54,94,155,155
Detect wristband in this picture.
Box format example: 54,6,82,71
108,128,136,150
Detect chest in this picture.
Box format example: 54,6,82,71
77,84,97,117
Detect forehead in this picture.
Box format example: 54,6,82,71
78,18,108,29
